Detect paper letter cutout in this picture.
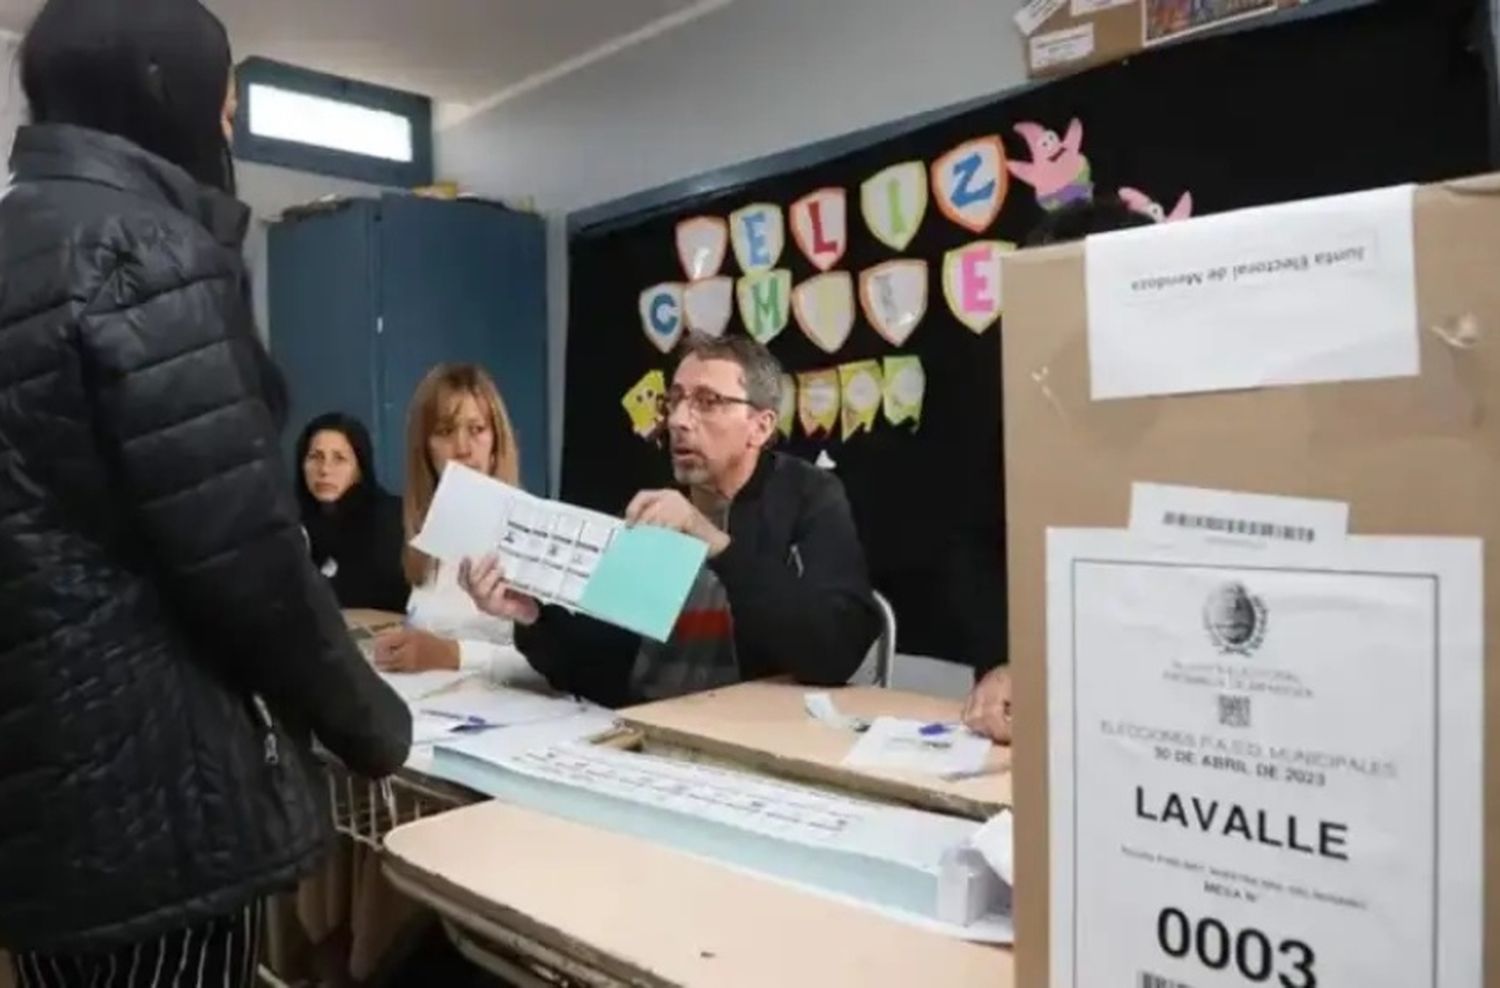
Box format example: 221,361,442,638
792,272,856,355
675,216,728,281
683,277,734,338
729,203,785,274
838,360,883,440
883,355,926,430
932,137,1008,234
798,368,840,439
621,369,666,440
777,372,796,439
736,269,792,344
860,162,929,251
639,283,685,353
942,241,1014,334
858,260,929,347
790,188,848,272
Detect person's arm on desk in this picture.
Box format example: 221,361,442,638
374,626,536,684
81,271,410,777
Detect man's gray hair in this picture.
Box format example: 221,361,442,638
677,332,783,410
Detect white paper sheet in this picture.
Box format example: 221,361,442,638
844,718,992,779
802,691,870,732
411,462,626,608
972,810,1014,886
378,670,476,705
1130,482,1349,548
420,688,598,729
499,743,981,872
1085,184,1418,400
434,709,622,761
1014,0,1068,35
1045,529,1483,988
1029,23,1095,69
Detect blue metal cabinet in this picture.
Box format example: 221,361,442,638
269,195,549,494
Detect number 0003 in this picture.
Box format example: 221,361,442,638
1156,907,1317,988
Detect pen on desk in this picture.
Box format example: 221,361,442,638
420,710,489,726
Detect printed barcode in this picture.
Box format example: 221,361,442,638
1140,973,1193,988
1162,510,1315,543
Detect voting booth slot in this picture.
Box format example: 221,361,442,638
1001,175,1500,988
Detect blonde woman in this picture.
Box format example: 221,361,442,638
372,363,538,684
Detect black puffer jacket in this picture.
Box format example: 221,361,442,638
0,125,412,953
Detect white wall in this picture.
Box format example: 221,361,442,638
438,0,1022,213
0,36,23,164
438,0,1028,516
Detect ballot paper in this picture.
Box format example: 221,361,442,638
411,464,707,641
432,739,1012,942
411,707,621,775
1046,528,1483,988
844,717,992,779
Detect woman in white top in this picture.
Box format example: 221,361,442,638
372,363,539,686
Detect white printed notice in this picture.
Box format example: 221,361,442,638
1084,184,1418,400
1047,529,1482,988
1129,482,1349,548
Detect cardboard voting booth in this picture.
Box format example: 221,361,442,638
1002,175,1500,987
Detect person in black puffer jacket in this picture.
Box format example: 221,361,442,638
0,1,413,983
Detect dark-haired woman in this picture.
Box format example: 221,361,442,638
0,1,410,984
296,414,408,613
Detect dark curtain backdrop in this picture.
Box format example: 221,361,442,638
563,0,1496,670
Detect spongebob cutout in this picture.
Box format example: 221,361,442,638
621,369,666,441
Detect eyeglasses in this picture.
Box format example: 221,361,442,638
657,387,759,419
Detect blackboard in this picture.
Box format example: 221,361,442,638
563,0,1495,671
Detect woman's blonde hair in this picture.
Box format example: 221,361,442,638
402,363,519,585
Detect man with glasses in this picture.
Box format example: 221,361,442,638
461,333,880,706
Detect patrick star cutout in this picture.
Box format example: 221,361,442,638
1119,187,1193,223
1007,119,1092,212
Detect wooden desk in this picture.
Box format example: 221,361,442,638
382,681,1014,986
621,681,1010,819
384,801,1011,988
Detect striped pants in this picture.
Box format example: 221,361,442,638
8,904,262,988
